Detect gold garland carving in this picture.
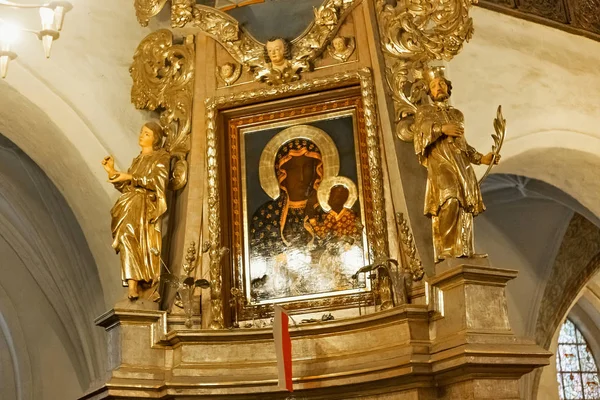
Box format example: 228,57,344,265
205,101,226,330
375,0,476,141
130,30,195,190
395,212,424,281
358,69,389,262
205,68,390,328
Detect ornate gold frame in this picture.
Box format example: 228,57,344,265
234,105,371,319
205,69,390,328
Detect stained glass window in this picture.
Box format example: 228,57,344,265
556,319,600,399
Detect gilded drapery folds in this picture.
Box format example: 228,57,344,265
376,0,505,262
130,29,195,190
413,101,485,260
111,149,171,288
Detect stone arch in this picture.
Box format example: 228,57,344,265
0,69,124,305
0,132,108,396
528,214,600,399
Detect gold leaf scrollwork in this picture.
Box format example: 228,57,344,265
130,29,195,190
133,0,168,27
375,0,476,141
395,212,424,281
154,0,358,85
171,0,194,28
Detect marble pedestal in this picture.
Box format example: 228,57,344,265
81,261,550,399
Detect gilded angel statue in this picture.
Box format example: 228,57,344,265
101,122,170,300
412,67,504,262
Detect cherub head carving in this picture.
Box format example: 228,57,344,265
217,62,241,86
327,36,355,63
264,37,292,72
332,37,347,52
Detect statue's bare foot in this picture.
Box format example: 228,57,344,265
127,280,139,300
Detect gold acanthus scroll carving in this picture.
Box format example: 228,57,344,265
130,29,195,190
375,0,477,141
133,0,358,85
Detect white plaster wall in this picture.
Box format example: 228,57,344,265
450,8,600,220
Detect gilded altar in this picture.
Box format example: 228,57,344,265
83,1,551,399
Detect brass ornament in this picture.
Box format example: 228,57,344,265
182,241,198,275
130,30,195,190
216,62,242,86
205,100,225,330
358,69,389,263
133,0,168,27
478,105,506,185
258,125,341,200
327,36,356,62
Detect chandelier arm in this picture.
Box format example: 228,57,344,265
0,17,49,37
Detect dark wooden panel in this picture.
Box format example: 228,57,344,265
568,0,600,34
517,0,569,23
477,0,600,42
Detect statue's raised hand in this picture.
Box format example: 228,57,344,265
102,156,116,175
481,152,500,166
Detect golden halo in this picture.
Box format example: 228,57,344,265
317,176,358,212
259,125,340,200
